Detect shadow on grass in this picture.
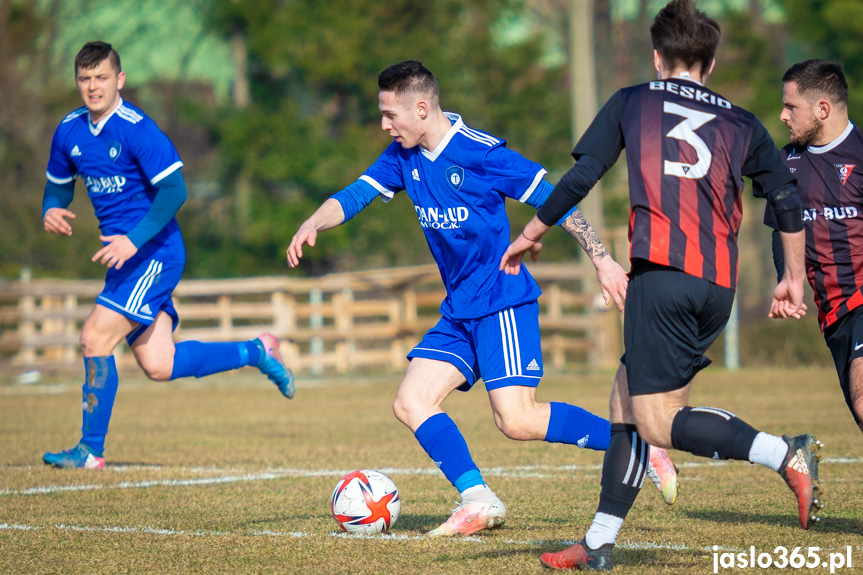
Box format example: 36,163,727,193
684,508,863,535
466,544,703,569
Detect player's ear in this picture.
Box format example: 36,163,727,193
117,71,126,90
653,50,663,76
705,58,716,78
817,99,831,120
416,100,428,120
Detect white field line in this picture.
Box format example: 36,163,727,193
3,522,863,556
0,522,741,552
2,458,861,497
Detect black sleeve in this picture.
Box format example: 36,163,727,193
535,91,626,226
571,90,627,169
771,228,785,282
536,155,607,226
742,120,796,198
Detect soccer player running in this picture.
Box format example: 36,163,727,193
41,42,295,469
501,0,823,569
766,59,863,435
287,60,679,537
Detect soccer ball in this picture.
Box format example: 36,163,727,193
331,469,400,535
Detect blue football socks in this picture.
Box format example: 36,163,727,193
545,401,611,451
415,413,485,491
169,340,260,380
79,356,119,455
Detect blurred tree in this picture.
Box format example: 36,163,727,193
195,0,573,277
785,0,863,122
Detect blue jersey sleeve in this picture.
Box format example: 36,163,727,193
482,145,547,203
358,142,406,202
330,180,380,222
45,122,77,185
127,117,184,185
522,179,577,226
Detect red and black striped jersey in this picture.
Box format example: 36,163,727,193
575,77,794,290
770,123,863,331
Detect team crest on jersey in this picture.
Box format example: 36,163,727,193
108,141,122,162
835,163,855,185
445,166,465,191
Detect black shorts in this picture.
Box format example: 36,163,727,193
623,260,735,396
823,306,863,425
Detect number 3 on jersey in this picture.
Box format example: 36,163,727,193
663,101,716,179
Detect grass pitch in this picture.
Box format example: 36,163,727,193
2,365,862,574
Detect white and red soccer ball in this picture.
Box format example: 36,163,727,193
331,469,400,535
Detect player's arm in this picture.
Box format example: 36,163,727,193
501,91,624,275
286,181,378,268
92,170,187,270
500,155,608,275
44,124,78,236
559,209,628,312
745,123,806,319
42,180,76,236
523,179,627,311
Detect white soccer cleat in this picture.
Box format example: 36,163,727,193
427,496,507,537
646,446,680,505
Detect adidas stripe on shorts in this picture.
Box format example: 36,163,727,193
408,300,544,391
96,253,183,346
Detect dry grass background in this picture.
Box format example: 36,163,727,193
2,365,862,574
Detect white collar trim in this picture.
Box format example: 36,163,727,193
421,112,462,161
808,121,854,154
89,97,123,136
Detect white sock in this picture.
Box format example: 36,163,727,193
461,484,495,502
748,432,789,471
585,512,624,549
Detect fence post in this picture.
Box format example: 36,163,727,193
310,288,324,375
19,268,36,365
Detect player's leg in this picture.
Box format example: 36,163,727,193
396,319,505,536
394,357,505,537
849,358,863,434
481,302,678,503
130,311,293,397
479,302,610,448
628,267,822,531
43,304,136,469
540,371,636,571
125,258,293,397
824,308,863,435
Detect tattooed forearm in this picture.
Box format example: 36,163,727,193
561,209,609,261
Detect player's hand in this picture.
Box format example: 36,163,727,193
43,207,76,236
286,221,318,268
594,254,628,313
499,233,543,276
768,278,807,319
92,235,138,270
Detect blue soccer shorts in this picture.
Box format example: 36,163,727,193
408,301,544,391
96,255,184,346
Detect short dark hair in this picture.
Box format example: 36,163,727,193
650,0,720,76
378,60,440,107
74,41,121,76
783,59,848,108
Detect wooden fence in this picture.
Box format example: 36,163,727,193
0,263,622,375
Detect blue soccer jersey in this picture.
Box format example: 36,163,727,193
46,98,185,258
359,112,545,320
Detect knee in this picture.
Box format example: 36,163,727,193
80,325,112,356
392,392,422,427
493,409,539,441
136,353,172,381
632,410,671,448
